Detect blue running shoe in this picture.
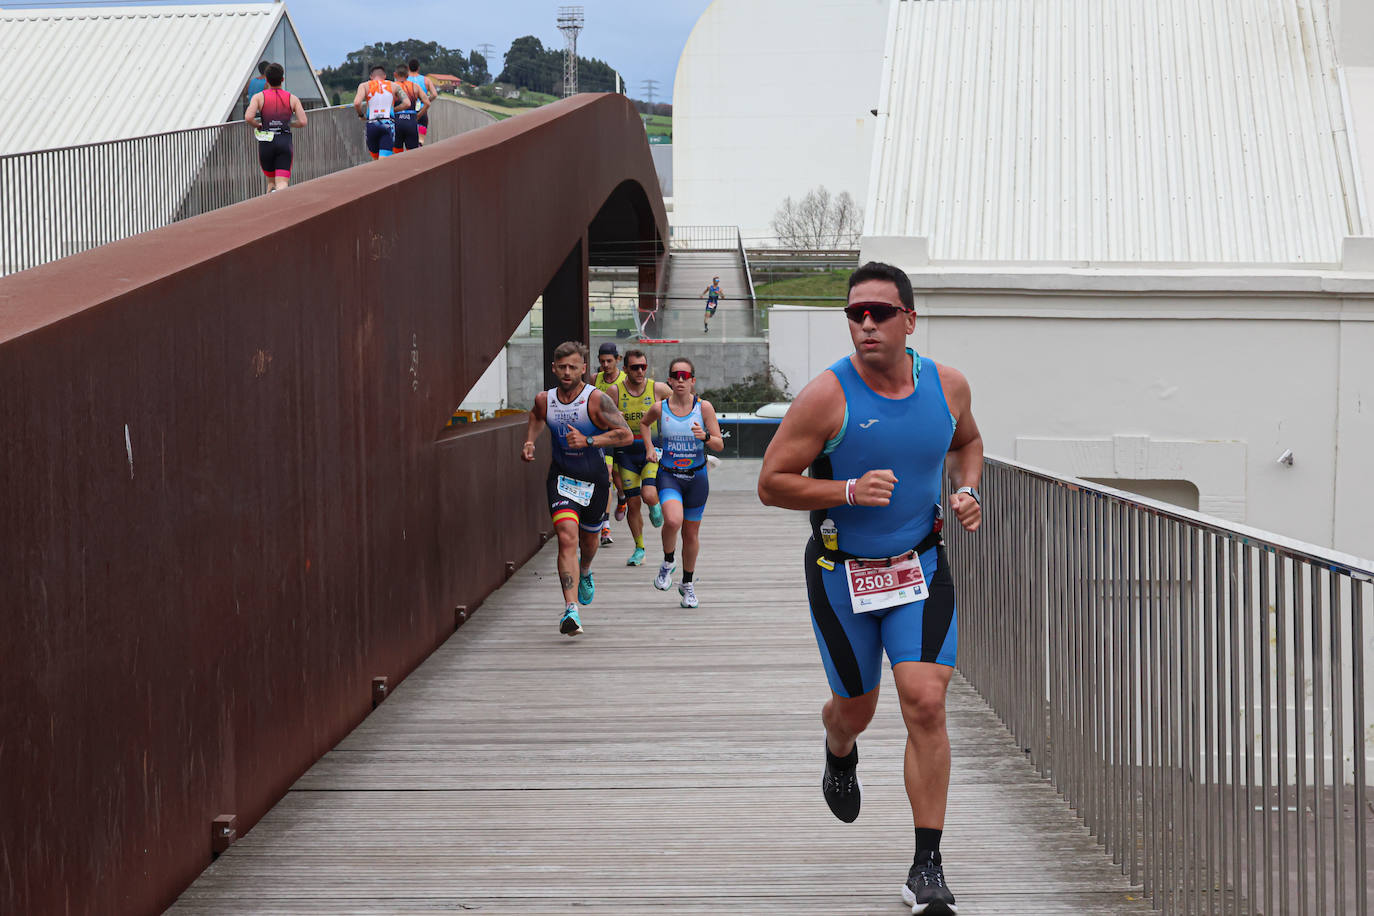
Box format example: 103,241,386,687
559,604,583,637
649,503,663,528
578,571,595,605
627,546,646,566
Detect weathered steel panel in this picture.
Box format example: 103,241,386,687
0,93,664,915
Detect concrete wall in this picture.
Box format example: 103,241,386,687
506,336,769,413
769,293,1374,561
672,0,889,242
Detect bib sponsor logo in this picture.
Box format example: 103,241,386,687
859,419,880,429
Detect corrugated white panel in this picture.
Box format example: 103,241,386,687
0,4,280,154
866,0,1361,263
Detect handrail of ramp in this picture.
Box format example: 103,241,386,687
0,97,496,277
947,456,1372,914
0,92,664,916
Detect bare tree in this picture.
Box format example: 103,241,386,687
770,186,864,248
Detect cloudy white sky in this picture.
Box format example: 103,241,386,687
289,0,712,102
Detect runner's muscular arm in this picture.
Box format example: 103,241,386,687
245,93,262,128
581,391,633,449
937,363,983,532
695,400,725,453
353,83,367,117
759,371,900,509
291,95,308,128
758,373,849,509
521,392,548,462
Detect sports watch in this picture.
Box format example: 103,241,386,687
954,486,981,505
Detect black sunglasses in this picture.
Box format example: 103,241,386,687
627,363,648,371
844,301,912,323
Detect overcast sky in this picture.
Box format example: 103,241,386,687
288,0,711,102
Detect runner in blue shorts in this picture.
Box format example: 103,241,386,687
521,341,632,637
758,261,984,916
700,276,722,334
352,65,410,160
639,357,724,609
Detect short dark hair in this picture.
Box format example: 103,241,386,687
257,60,269,75
370,63,386,77
265,62,285,87
409,58,421,71
669,356,695,377
552,341,589,364
847,261,915,311
623,349,647,365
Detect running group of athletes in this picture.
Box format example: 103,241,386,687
521,342,724,637
243,59,438,193
351,61,439,160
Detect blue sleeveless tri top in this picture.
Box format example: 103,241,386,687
546,383,607,480
658,397,706,472
809,349,955,558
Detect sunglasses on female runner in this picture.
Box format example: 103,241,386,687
669,370,694,381
844,301,912,323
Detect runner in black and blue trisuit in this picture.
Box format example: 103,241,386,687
639,357,724,609
758,262,984,916
700,276,723,334
521,341,633,637
245,62,307,193
392,64,428,153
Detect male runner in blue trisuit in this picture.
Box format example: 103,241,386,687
758,261,983,916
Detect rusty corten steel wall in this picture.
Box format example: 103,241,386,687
0,94,665,915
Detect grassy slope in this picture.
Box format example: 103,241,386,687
753,269,849,305
450,92,671,133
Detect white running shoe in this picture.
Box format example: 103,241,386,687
679,581,698,608
654,562,676,590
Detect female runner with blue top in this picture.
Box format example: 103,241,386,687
639,357,724,608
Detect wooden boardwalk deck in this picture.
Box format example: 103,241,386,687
172,480,1151,914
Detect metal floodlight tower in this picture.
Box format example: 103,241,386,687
557,5,584,97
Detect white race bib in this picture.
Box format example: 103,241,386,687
556,475,595,507
844,553,929,613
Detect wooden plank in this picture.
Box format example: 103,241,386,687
170,493,1150,913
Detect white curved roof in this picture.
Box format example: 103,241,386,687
866,0,1363,264
0,4,320,154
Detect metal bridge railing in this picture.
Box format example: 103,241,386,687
0,98,494,278
948,457,1372,915
668,224,742,251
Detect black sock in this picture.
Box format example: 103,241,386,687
682,570,694,583
825,742,858,770
664,551,675,563
914,828,942,865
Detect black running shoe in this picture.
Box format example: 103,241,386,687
821,741,861,823
901,852,957,915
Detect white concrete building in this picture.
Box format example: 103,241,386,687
671,0,890,242
757,0,1374,560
